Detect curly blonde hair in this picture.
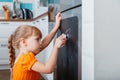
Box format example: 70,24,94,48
8,25,42,68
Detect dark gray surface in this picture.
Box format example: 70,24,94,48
57,16,78,80
49,0,82,80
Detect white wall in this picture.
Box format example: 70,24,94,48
18,0,33,3
95,0,120,80
82,0,94,80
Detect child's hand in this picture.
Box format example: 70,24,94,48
55,34,67,48
55,12,62,27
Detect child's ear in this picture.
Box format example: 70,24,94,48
20,38,27,46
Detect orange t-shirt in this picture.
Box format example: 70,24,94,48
12,52,40,80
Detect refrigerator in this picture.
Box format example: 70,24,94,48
49,0,82,80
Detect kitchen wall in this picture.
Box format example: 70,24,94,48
82,0,94,80
95,0,120,80
18,0,33,10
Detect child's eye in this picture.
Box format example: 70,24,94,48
35,38,40,41
37,39,40,41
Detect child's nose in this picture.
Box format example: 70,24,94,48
39,41,42,45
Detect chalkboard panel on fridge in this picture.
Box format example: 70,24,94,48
56,16,78,80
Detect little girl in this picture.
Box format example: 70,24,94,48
8,13,66,80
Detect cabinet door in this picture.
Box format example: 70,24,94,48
0,23,18,69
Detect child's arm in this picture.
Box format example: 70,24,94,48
39,12,62,51
31,34,66,73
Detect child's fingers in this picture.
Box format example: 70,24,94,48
56,12,61,16
55,34,67,48
61,39,66,45
59,34,67,46
57,34,67,41
59,34,67,40
56,12,62,19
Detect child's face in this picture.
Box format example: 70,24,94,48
25,35,41,54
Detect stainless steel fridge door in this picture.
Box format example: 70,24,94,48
51,0,82,80
57,16,79,80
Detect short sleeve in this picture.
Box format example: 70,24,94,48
21,52,37,71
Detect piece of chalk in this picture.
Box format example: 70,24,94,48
63,34,67,39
